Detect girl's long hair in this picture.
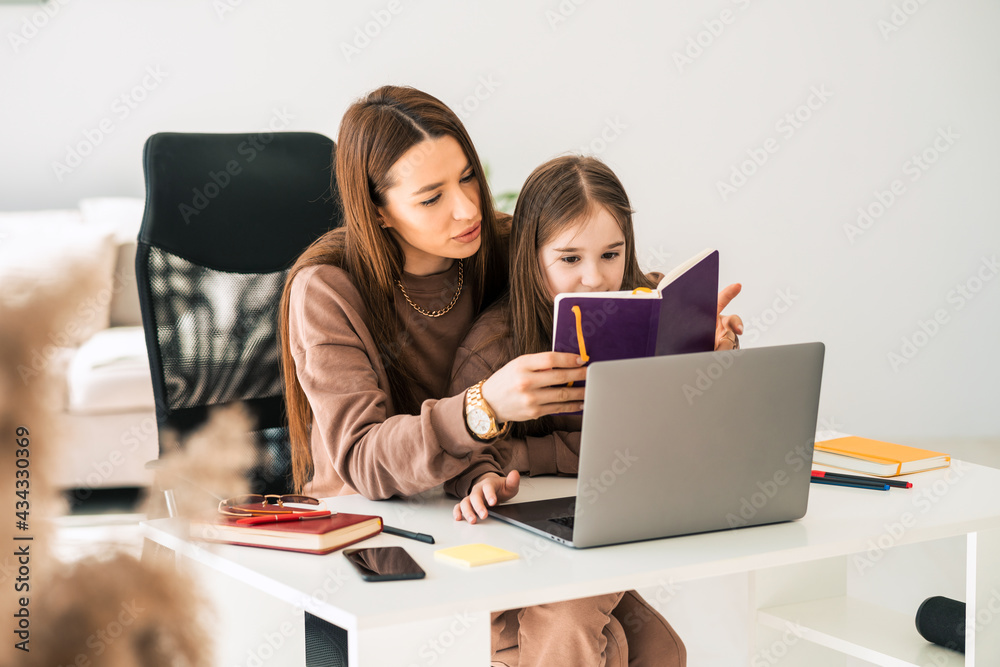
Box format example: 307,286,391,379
279,85,507,493
479,155,655,438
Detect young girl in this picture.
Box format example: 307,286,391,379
446,155,743,666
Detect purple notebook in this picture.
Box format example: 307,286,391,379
552,249,719,373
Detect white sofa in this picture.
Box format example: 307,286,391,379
0,198,158,496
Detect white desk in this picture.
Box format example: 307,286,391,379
143,461,1000,666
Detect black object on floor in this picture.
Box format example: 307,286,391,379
916,595,966,653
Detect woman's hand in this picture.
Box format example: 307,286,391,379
716,283,744,350
481,352,587,422
453,471,521,523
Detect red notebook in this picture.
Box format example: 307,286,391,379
191,512,383,555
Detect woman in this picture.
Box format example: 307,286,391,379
279,85,587,498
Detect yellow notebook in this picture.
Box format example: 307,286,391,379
434,543,520,568
813,436,950,477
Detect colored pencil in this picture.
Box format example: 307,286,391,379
812,470,912,489
810,477,889,491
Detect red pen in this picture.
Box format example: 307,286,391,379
812,470,912,489
235,510,333,526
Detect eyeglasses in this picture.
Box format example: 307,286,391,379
218,494,327,518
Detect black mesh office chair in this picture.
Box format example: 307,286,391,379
137,131,347,665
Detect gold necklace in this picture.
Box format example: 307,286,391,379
397,259,464,318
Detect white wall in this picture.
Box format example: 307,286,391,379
2,0,998,441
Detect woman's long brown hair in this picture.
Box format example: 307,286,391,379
475,155,656,439
279,86,507,493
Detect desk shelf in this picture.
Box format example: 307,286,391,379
758,596,964,667
143,461,1000,666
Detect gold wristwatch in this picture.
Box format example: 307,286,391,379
465,379,510,441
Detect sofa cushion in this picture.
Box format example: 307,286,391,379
0,209,117,347
67,326,154,415
79,197,146,327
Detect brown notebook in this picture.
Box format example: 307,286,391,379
191,512,383,555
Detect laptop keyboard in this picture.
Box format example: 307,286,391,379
548,515,575,529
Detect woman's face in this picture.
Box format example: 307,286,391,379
537,206,627,299
377,134,482,275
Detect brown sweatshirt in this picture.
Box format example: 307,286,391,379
288,260,498,499
444,305,582,498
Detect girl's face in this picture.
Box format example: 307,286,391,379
377,134,482,275
537,206,626,298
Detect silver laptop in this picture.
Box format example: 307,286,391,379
488,343,825,548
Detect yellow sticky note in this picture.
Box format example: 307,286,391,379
434,543,520,568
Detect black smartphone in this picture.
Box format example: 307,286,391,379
343,546,425,582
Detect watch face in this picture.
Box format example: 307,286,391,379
468,408,492,436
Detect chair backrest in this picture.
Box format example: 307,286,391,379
137,132,342,494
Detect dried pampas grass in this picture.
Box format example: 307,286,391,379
145,403,257,522
0,264,245,666
33,553,213,667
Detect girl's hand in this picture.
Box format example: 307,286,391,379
453,471,521,523
716,283,744,350
481,352,587,422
